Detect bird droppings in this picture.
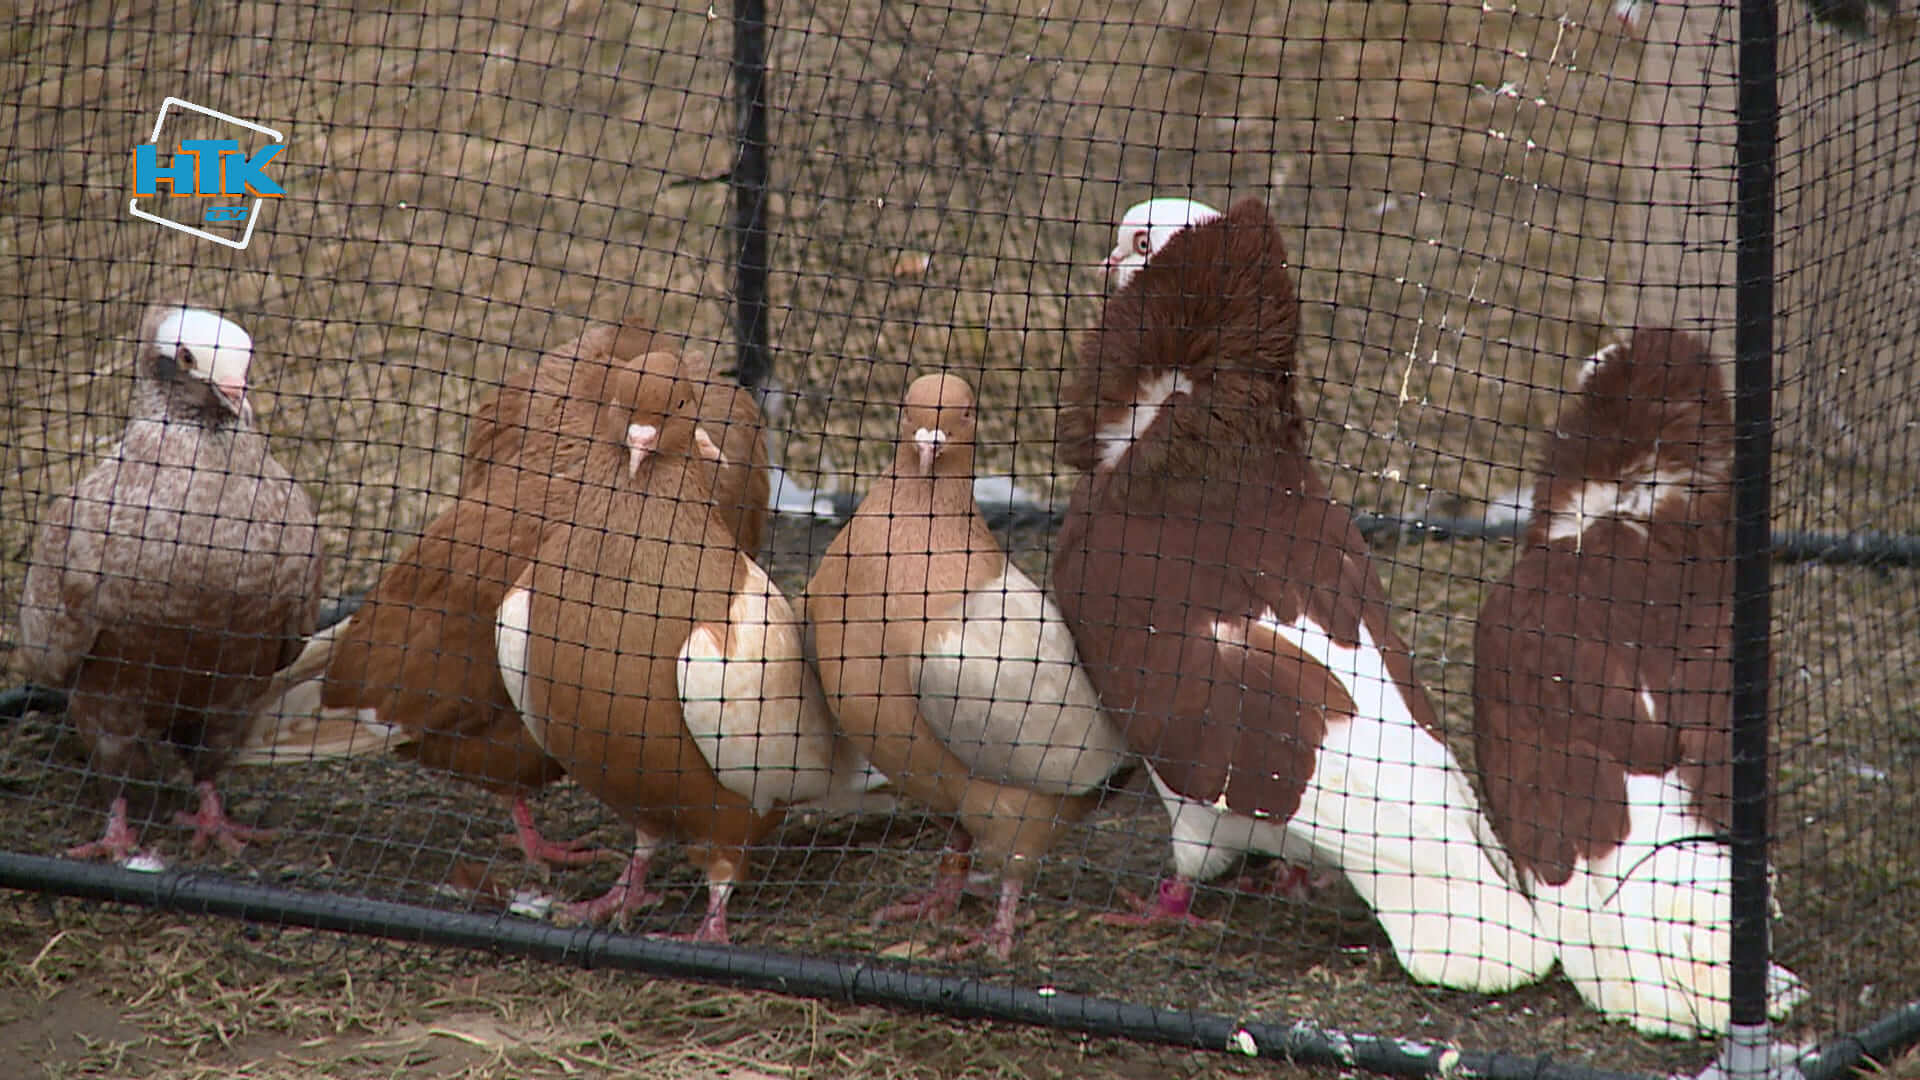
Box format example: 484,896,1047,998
1292,1019,1357,1065
507,889,554,920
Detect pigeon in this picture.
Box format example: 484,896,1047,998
20,304,324,862
1471,329,1807,1035
497,361,870,939
242,320,744,873
804,374,1131,959
1052,199,1556,992
1100,197,1221,292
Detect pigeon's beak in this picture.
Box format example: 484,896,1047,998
913,427,946,474
211,378,251,419
694,427,727,465
627,423,659,477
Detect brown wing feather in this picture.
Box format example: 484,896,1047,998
1473,521,1733,883
17,490,101,685
1474,328,1734,883
321,321,668,793
1052,462,1428,819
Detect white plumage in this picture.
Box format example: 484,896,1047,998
1530,771,1805,1037
1101,197,1221,291
676,559,878,813
915,564,1131,797
1150,612,1555,991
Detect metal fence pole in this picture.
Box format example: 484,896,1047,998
1730,0,1779,1069
729,0,773,390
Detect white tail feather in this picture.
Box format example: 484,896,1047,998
233,622,413,765
1535,772,1806,1037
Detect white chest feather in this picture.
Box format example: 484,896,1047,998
1095,370,1191,470
495,584,540,747
678,559,871,812
915,564,1129,796
1545,462,1701,544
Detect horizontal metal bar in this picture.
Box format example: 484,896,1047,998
0,852,1659,1080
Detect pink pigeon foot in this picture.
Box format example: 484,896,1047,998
1101,877,1219,929
66,797,144,862
925,878,1024,961
871,847,972,930
502,796,609,871
560,845,666,926
664,881,734,945
174,781,275,856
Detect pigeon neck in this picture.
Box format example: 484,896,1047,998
870,466,982,537
136,376,247,432
1116,435,1311,494
633,450,711,502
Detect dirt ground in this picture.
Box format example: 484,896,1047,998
2,0,1918,1077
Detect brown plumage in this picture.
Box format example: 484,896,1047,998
459,317,659,498
1052,199,1552,991
1471,328,1802,1034
463,322,769,556
497,363,861,939
307,324,681,868
805,374,1129,959
20,304,324,862
237,322,713,873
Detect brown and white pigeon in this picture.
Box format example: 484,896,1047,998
1052,199,1554,992
496,361,873,939
19,304,324,863
1471,329,1806,1035
805,373,1131,959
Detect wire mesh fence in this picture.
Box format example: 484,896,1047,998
3,0,1917,1076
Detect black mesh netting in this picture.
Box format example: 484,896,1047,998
3,1,1916,1077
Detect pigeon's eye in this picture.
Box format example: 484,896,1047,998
1132,231,1152,254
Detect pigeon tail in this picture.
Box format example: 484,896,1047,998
234,622,414,765
1266,613,1557,992
1539,771,1805,1037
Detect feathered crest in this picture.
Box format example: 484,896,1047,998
1059,198,1303,477
1529,328,1734,550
